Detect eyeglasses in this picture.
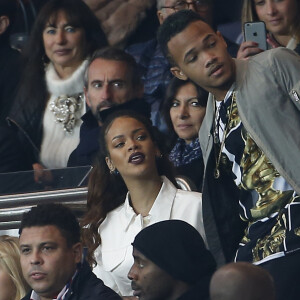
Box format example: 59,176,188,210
161,0,209,12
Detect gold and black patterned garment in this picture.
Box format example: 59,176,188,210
216,93,300,263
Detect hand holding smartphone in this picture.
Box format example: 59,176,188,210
244,21,267,51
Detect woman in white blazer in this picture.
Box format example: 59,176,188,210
82,110,205,297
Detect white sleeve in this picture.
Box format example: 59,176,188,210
92,248,121,295
172,190,207,247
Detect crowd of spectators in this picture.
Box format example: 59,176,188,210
0,0,300,299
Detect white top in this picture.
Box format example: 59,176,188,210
93,176,205,296
40,61,87,169
286,36,297,50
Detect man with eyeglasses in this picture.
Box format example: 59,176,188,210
157,0,212,26
161,0,208,10
127,0,238,135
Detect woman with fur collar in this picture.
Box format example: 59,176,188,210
7,0,107,172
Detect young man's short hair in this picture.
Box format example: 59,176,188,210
19,203,80,247
157,9,206,66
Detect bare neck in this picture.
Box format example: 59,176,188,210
211,89,229,101
40,293,59,300
126,176,162,217
54,61,82,79
210,58,235,101
273,33,292,47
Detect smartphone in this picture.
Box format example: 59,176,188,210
244,21,267,51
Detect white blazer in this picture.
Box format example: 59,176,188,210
93,176,205,296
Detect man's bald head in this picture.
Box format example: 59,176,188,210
210,262,276,300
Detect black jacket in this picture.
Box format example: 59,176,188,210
0,124,30,173
7,90,44,168
175,157,204,192
0,37,21,124
67,110,99,167
21,261,122,300
176,275,212,300
202,152,246,266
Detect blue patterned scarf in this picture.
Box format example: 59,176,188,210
169,138,202,167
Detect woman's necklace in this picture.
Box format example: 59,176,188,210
213,92,235,179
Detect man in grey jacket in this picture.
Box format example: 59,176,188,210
158,9,300,300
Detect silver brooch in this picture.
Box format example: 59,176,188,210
50,93,83,133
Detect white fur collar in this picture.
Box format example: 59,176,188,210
45,60,88,96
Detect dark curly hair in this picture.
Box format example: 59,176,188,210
19,203,80,248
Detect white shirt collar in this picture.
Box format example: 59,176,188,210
123,176,177,231
30,290,40,300
286,36,297,50
30,286,68,300
224,83,236,102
